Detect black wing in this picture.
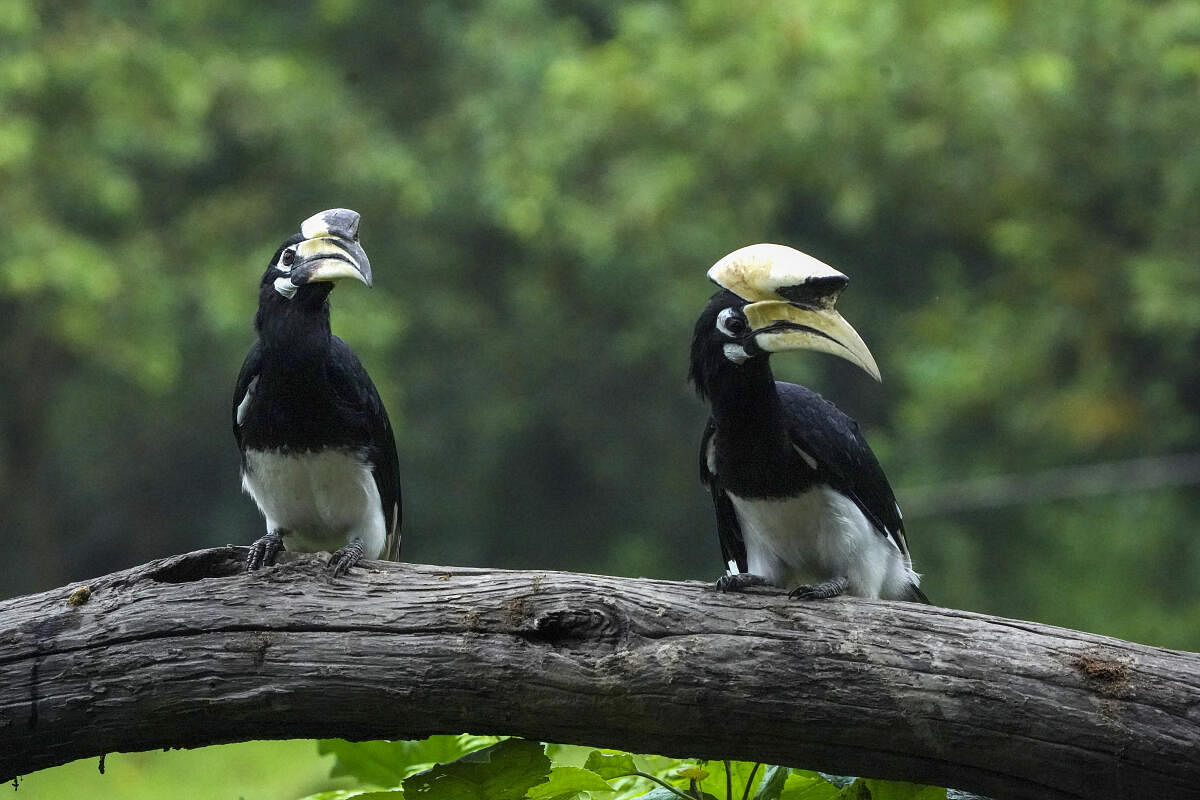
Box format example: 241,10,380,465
699,418,748,574
327,336,403,559
775,381,911,561
232,341,263,458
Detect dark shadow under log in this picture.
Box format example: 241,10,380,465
1,548,1197,799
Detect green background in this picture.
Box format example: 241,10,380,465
3,0,1199,794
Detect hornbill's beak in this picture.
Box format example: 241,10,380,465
290,208,373,288
708,243,882,382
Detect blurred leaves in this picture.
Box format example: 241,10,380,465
1,0,1198,649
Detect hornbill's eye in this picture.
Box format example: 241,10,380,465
280,248,296,268
716,308,747,338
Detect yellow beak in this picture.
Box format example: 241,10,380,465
292,208,372,287
742,300,881,382
705,243,881,381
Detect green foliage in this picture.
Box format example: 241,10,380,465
584,751,641,780
778,770,844,800
752,766,790,800
11,740,346,799
401,738,552,800
839,779,946,800
526,766,618,799
299,737,952,800
10,9,1198,797
319,735,500,788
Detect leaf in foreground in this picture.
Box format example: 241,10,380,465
525,765,617,799
318,735,498,787
838,778,947,800
401,737,552,800
779,770,843,800
583,751,640,780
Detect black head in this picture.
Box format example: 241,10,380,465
688,289,763,402
689,244,883,402
255,208,373,328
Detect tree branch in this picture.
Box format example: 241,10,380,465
1,548,1197,799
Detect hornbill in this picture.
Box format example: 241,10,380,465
233,208,401,577
689,243,926,602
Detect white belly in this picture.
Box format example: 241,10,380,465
727,485,917,599
241,448,386,558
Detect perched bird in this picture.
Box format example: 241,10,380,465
233,208,401,577
689,243,926,602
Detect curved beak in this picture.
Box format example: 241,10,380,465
291,208,372,288
708,242,882,381
743,300,881,382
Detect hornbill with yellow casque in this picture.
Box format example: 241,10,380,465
690,243,926,602
233,208,401,577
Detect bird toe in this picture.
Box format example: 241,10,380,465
788,576,848,600
246,530,285,572
327,539,365,580
715,573,771,592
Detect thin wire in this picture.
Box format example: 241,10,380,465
898,452,1200,518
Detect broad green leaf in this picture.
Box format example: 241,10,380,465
402,774,484,800
850,779,946,800
583,751,640,780
318,736,498,787
779,770,843,800
545,743,606,768
402,738,551,800
525,765,618,799
633,754,688,779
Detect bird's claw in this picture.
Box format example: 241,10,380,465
246,530,285,572
715,572,772,593
328,538,365,579
788,576,848,600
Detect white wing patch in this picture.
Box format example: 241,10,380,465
705,435,718,477
792,443,818,470
235,375,259,427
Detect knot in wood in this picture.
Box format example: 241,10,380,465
520,605,625,645
1070,649,1133,697
149,547,244,583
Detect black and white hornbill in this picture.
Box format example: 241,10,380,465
233,208,401,577
689,243,926,602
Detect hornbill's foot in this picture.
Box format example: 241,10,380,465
328,538,365,579
246,529,285,572
715,572,772,593
789,576,848,600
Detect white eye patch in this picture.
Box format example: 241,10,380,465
716,307,747,338
276,247,298,274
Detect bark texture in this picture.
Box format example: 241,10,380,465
1,547,1197,799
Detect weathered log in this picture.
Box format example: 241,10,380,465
0,547,1196,799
